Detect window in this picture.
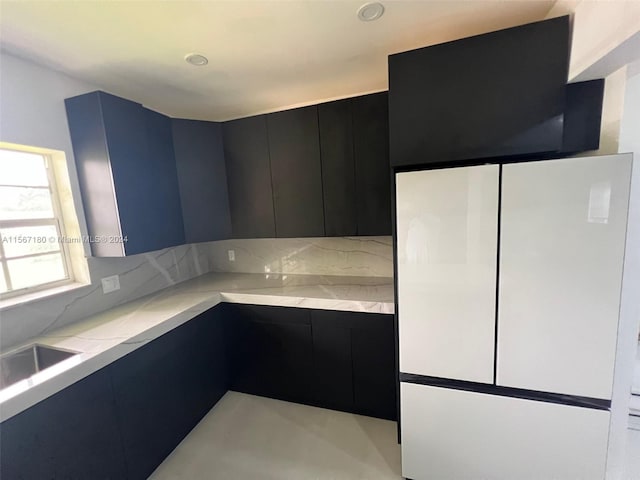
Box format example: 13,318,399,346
0,148,72,296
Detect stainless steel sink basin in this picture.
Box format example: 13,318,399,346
0,344,79,390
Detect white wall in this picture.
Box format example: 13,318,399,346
546,0,640,80
0,52,96,242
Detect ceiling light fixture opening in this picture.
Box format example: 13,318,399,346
358,2,385,22
185,53,208,66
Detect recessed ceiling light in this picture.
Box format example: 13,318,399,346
357,2,385,22
185,53,208,66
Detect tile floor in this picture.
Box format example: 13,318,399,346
150,391,402,480
151,391,640,480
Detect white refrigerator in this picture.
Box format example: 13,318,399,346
396,154,636,480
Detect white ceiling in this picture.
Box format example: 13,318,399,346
0,0,556,121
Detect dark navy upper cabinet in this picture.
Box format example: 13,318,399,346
267,106,325,237
317,93,392,237
65,91,185,256
388,16,570,167
145,109,187,250
318,99,357,236
352,92,392,235
172,119,232,243
223,115,277,238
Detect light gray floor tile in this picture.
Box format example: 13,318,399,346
149,392,402,480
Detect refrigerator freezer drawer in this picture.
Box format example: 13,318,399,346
401,382,610,480
396,165,499,383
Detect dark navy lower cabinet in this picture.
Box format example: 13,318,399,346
226,304,396,420
0,366,128,480
0,307,228,480
0,304,395,479
225,304,314,404
350,312,396,420
311,309,397,420
310,310,354,412
109,308,228,480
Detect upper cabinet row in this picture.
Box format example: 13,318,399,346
66,91,392,256
66,16,601,256
223,92,391,238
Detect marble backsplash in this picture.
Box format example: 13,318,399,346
0,243,212,351
207,236,393,277
0,237,393,350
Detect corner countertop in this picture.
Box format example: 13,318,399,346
0,272,394,422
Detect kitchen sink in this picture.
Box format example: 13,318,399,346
0,344,79,390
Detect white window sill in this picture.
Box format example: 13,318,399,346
0,281,90,311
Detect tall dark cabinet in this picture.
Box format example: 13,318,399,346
353,92,392,235
223,115,276,238
144,109,186,250
318,92,392,237
318,99,357,236
267,106,326,237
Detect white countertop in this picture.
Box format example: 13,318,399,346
0,272,394,422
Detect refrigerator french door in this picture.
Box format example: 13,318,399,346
396,154,633,480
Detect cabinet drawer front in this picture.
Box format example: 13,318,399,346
396,165,499,383
498,154,632,398
401,382,609,480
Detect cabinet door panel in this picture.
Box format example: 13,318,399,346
223,115,276,238
310,310,354,412
110,330,191,479
401,383,609,480
353,92,392,235
172,119,231,242
144,109,186,250
226,304,313,403
110,310,227,480
268,106,325,237
65,92,124,256
319,99,357,236
498,154,632,398
0,367,127,480
351,312,396,420
396,165,499,383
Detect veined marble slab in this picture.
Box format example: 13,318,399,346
0,272,393,422
208,236,393,277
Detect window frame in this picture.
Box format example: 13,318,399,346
0,148,74,299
